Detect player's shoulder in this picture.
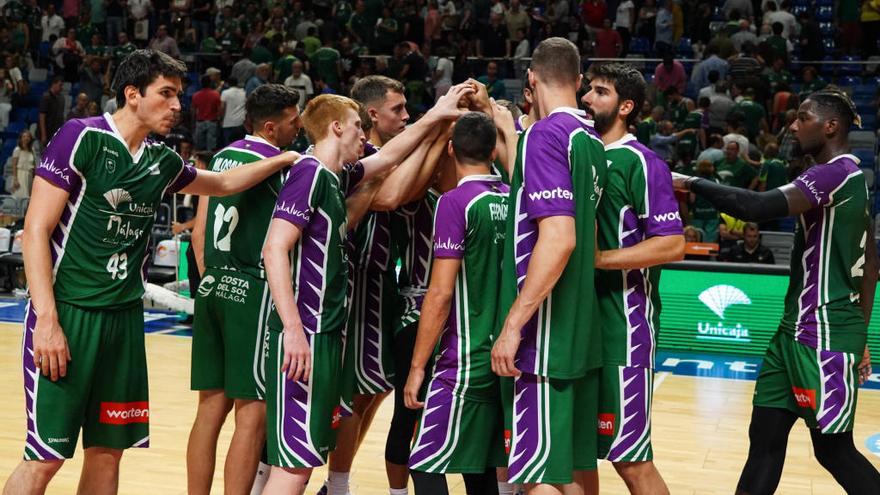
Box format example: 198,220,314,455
55,115,112,142
606,134,661,168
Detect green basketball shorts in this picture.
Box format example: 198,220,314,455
597,365,654,462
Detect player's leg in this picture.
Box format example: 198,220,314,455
226,399,267,494
222,276,272,495
810,429,880,491
612,463,666,495
326,392,374,495
187,390,234,495
262,467,312,495
571,370,600,495
188,277,232,495
462,468,499,495
386,322,423,491
77,447,123,495
357,390,391,445
3,459,65,495
80,304,151,494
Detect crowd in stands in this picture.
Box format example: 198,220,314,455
1,0,879,260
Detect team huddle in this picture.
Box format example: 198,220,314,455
5,36,880,495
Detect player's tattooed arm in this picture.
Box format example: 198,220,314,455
23,178,72,381
360,84,473,181
179,150,300,196
672,172,810,221
492,216,576,377
370,124,444,211
404,257,461,409
263,219,311,382
595,234,685,270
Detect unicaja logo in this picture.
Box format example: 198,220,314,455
696,285,752,343
103,188,133,211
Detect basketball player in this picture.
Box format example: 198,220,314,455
491,37,607,495
186,84,302,495
582,62,685,494
4,49,300,495
403,112,509,494
514,79,537,134
673,89,880,493
260,88,471,495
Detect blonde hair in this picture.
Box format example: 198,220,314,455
302,94,361,143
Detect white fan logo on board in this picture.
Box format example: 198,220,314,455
104,188,133,211
698,285,751,319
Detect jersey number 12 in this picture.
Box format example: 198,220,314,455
213,204,240,252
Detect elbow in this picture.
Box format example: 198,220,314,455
371,193,400,211
667,235,686,263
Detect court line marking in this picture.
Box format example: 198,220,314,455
654,371,669,392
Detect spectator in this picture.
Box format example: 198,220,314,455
477,61,507,100
432,47,454,101
490,0,507,19
149,24,181,58
481,13,508,57
765,22,792,62
722,117,751,159
730,20,758,53
128,0,152,43
690,159,721,242
798,66,827,98
274,46,299,86
79,58,106,106
728,42,763,95
714,141,757,189
302,27,323,58
507,0,531,40
313,38,343,89
691,46,729,90
284,61,314,110
731,87,768,140
374,7,399,55
10,130,37,199
112,32,138,69
0,69,12,130
614,0,636,56
243,20,266,50
40,4,65,43
205,67,226,92
105,0,126,45
595,18,623,58
698,133,726,164
798,11,823,61
53,28,85,82
192,74,221,151
718,212,746,257
68,92,91,120
758,142,788,191
439,0,459,33
231,52,257,89
38,76,65,146
654,0,673,53
250,38,274,65
650,120,695,163
62,0,80,27
765,1,797,38
636,0,658,45
397,42,428,105
87,100,101,117
3,56,27,109
581,0,607,33
246,63,271,96
776,108,797,161
654,52,687,94
727,223,775,264
637,104,664,146
219,77,246,147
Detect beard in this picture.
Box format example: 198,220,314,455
591,108,617,136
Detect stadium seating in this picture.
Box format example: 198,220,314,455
761,231,795,267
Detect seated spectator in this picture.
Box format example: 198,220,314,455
683,226,715,260
10,130,36,199
636,104,664,146
727,223,775,264
654,51,686,94
650,120,695,164
477,61,507,100
68,92,91,120
714,141,757,189
284,62,314,111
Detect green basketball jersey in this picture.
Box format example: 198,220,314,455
432,174,509,400
34,115,196,309
782,155,869,354
391,190,440,332
267,155,364,334
203,136,287,279
498,107,607,379
596,135,683,368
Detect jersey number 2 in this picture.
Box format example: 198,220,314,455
213,204,240,252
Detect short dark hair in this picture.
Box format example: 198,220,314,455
531,37,581,87
451,112,496,164
194,151,214,167
112,49,187,108
350,75,405,106
246,84,301,127
772,22,784,35
809,88,859,129
708,70,720,83
200,74,212,88
588,63,646,127
698,96,711,108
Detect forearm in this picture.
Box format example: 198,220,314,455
182,152,296,196
346,178,382,229
22,228,58,320
411,290,452,369
362,116,441,180
686,177,789,222
596,234,685,270
860,225,878,325
191,197,208,276
372,129,439,209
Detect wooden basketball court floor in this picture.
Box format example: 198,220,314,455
0,324,878,494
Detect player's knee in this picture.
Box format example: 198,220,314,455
83,447,123,467
24,459,64,481
811,431,853,469
352,393,375,415
197,390,234,420
613,461,653,483
232,399,267,431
